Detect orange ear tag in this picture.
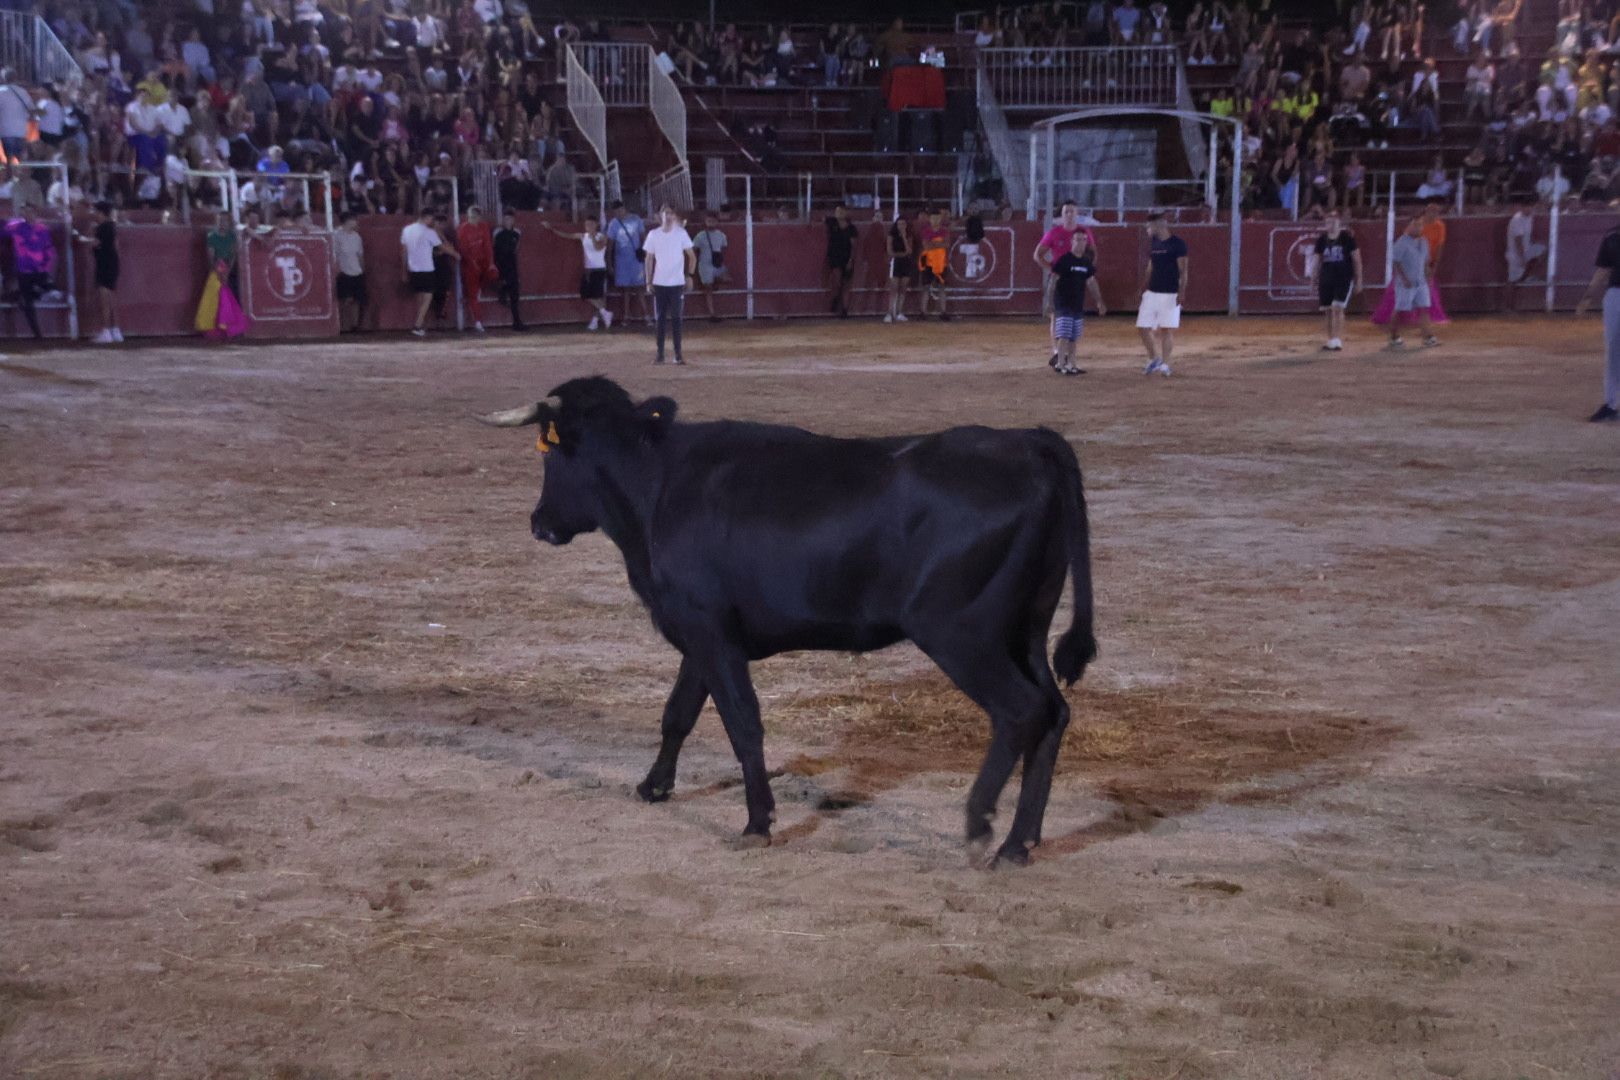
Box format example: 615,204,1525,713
536,421,560,454
535,433,551,455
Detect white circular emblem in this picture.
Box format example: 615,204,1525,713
267,243,314,303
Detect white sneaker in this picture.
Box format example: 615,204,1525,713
895,313,908,322
112,328,124,342
602,309,614,328
588,316,600,331
92,329,113,344
411,327,426,337
474,321,486,333
1325,337,1343,351
1143,358,1162,375
1156,361,1173,377
883,313,893,323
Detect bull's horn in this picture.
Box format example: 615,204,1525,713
476,404,544,428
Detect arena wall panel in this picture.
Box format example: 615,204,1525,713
6,210,1613,340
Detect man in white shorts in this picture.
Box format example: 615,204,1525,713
1136,211,1187,376
1504,194,1546,312
1388,216,1438,350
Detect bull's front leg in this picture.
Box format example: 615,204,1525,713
636,656,709,804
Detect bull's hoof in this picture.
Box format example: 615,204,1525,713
726,830,772,851
965,832,995,869
635,778,672,803
991,841,1032,869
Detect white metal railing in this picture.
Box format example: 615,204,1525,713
470,159,501,214
645,161,693,213
955,1,1082,33
648,47,687,164
575,42,648,107
565,44,609,170
1,11,82,87
978,46,1179,109
974,65,1027,216
604,160,622,206
34,16,79,86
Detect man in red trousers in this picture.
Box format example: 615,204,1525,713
457,205,498,332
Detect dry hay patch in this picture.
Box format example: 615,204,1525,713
771,671,1395,853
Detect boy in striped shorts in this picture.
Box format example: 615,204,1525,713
1050,231,1107,375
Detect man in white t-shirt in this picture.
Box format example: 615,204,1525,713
401,209,456,336
155,96,191,141
1504,193,1546,312
642,203,696,365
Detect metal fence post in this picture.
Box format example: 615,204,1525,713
451,177,464,331
1227,119,1241,316
744,174,755,321
1385,172,1396,287
1546,169,1561,313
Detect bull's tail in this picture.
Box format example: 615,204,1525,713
1036,429,1096,687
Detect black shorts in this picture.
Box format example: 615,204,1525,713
826,259,853,280
409,270,438,294
920,265,944,285
1318,273,1354,308
336,272,367,302
890,255,915,279
579,268,608,300
94,258,120,290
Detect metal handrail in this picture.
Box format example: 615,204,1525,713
564,43,609,170
574,42,649,107
645,161,693,213
0,11,82,88
977,45,1180,109
974,65,1027,215
648,45,687,164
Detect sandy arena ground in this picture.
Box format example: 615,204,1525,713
2,314,1618,1079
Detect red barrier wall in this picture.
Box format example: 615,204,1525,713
5,210,1616,340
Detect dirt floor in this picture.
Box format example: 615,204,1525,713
2,313,1618,1080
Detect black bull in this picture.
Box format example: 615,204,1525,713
480,377,1096,866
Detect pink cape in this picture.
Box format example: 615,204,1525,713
1370,276,1449,326
206,278,250,339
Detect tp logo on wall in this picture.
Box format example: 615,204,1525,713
946,228,1014,299
244,233,333,322
1266,226,1324,301
270,246,312,303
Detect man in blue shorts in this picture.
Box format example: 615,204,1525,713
606,200,649,325
1050,231,1107,375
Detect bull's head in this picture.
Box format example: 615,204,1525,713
477,377,677,546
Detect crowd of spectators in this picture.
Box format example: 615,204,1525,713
0,0,616,221
11,0,1620,226
967,0,1620,214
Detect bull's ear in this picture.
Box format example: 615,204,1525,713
636,397,678,442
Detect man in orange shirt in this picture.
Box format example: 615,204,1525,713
1419,201,1449,324
457,205,498,332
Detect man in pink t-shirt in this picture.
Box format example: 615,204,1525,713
5,203,58,339
1034,200,1099,368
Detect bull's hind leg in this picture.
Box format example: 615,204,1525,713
696,647,777,845
996,641,1072,865
636,657,709,803
918,638,1047,862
